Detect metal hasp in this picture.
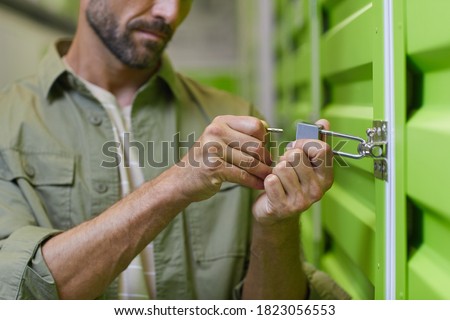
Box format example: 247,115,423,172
370,120,388,181
296,121,388,181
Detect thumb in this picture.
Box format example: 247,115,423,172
315,119,330,131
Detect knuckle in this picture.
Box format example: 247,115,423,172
239,157,253,169
214,115,227,123
265,174,279,187
239,168,250,181
205,123,223,137
310,182,324,202
285,149,303,165
274,160,289,172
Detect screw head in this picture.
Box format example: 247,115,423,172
371,146,384,157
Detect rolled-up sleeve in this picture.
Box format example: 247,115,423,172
0,178,60,299
304,262,352,300
0,226,60,299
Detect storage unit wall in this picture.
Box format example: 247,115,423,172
405,0,450,299
273,0,450,299
274,0,322,269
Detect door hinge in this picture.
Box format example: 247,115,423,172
296,120,388,181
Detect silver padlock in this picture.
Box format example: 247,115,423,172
296,121,385,160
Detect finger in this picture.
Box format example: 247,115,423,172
291,139,332,167
284,149,324,202
283,149,316,183
264,174,287,207
225,132,272,166
207,117,272,165
272,161,303,196
292,140,334,190
222,163,265,190
315,119,330,131
213,115,267,141
224,145,272,180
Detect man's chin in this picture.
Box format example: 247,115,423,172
122,52,163,70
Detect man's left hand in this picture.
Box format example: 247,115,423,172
252,119,334,225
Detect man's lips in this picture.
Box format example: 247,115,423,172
135,28,168,41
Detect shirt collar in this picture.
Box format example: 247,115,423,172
38,40,71,99
38,39,182,101
152,51,185,101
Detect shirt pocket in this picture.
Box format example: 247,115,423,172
0,149,75,229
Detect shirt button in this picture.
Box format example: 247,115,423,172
89,115,103,126
24,164,36,178
94,183,108,194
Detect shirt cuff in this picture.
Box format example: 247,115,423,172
304,262,352,300
233,263,351,300
0,226,60,299
232,279,245,300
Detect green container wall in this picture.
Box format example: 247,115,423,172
274,0,450,299
275,0,312,136
274,0,318,265
320,0,377,300
405,0,450,299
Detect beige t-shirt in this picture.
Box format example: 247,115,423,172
64,59,156,300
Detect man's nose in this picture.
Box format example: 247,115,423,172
151,0,180,28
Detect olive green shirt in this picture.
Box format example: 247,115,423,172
0,41,350,300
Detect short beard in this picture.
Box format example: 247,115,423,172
86,1,173,69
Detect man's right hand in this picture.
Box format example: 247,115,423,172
175,115,273,202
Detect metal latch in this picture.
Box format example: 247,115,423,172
296,121,388,181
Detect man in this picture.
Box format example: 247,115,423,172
0,0,348,299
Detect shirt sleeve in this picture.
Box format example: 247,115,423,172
304,262,352,300
0,178,60,300
232,262,351,300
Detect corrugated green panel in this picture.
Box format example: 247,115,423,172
407,0,450,71
321,244,374,299
322,178,376,279
407,108,450,299
405,0,450,299
409,207,450,299
297,43,311,84
319,0,377,299
409,245,450,299
331,79,373,105
275,0,312,133
407,107,450,218
274,0,318,268
321,0,372,30
321,3,373,79
287,0,308,32
284,53,300,90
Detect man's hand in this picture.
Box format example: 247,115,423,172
176,115,273,202
252,119,334,225
243,119,334,300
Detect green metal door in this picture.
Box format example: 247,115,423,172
274,0,450,300
405,0,450,299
